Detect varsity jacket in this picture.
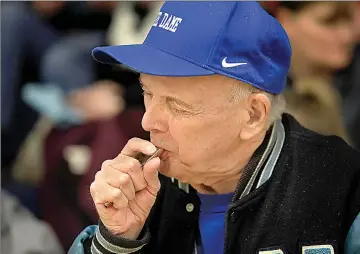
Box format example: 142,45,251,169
69,114,360,254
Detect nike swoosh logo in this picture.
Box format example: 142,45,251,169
221,57,247,68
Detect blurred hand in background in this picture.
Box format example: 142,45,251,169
67,80,125,122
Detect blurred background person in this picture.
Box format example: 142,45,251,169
1,0,114,178
2,1,162,251
1,0,118,249
263,1,360,148
283,77,351,144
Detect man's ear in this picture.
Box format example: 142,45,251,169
240,93,271,140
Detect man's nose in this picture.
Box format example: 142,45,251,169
141,102,168,133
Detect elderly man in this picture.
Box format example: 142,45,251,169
69,2,360,254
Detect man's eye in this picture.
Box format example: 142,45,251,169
172,107,187,114
169,105,191,115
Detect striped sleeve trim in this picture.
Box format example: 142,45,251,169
90,221,150,254
91,242,103,254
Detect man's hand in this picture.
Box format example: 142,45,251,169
90,138,161,240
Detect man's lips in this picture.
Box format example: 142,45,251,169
150,139,165,150
150,138,170,160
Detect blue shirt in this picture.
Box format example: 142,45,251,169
197,193,234,254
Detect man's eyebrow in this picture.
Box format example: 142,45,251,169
166,96,195,110
138,77,195,110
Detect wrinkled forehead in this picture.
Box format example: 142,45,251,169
140,74,238,92
139,74,244,103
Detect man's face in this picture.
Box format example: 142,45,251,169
140,74,249,185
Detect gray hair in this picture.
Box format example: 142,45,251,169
230,82,286,127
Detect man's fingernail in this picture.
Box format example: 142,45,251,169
147,146,157,153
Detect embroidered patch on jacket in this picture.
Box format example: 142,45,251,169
302,244,335,254
258,247,285,254
259,250,284,254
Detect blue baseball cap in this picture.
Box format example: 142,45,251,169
92,1,291,94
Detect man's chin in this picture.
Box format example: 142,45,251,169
158,163,188,183
158,164,174,178
158,160,170,175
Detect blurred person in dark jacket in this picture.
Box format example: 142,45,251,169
20,1,163,129
7,3,161,249
267,1,360,148
1,1,114,167
1,1,113,131
11,1,160,187
0,0,115,218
